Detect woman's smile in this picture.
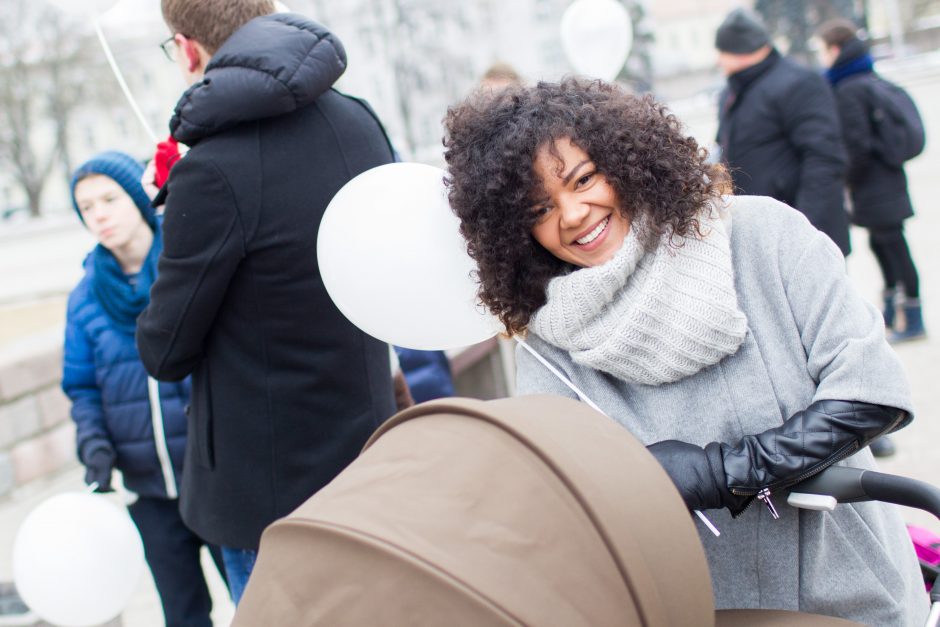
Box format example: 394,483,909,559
573,215,610,248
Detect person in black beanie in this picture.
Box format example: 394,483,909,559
63,151,227,626
818,19,926,347
715,8,851,256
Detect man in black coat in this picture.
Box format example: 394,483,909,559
818,19,925,349
715,8,851,255
137,0,396,602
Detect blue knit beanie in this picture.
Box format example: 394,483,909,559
70,151,156,229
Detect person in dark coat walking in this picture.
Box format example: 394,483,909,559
715,8,851,255
137,0,397,603
64,152,225,627
818,19,925,344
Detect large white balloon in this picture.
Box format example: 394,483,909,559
13,493,145,627
560,0,634,81
318,163,500,350
44,0,120,17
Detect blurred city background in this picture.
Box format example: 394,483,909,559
1,0,939,625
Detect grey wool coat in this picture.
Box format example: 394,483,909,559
516,195,927,625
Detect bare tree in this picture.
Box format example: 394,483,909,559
0,0,102,217
756,0,862,66
616,0,655,93
370,0,478,156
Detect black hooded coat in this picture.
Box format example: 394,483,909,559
718,50,851,254
137,14,397,549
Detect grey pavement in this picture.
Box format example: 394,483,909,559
0,216,94,307
0,54,938,627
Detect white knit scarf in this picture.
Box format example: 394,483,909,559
529,208,748,386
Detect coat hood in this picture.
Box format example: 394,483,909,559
170,13,346,145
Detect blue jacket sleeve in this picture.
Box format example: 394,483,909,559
61,296,112,463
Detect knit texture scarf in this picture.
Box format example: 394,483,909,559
92,225,162,336
529,209,748,386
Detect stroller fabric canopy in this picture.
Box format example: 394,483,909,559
233,395,862,626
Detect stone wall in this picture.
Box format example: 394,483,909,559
0,332,515,499
0,332,77,500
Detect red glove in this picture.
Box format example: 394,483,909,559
153,136,182,188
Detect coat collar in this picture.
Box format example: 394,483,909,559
825,40,874,85
727,48,780,97
169,14,347,145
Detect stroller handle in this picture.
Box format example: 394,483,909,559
794,466,940,617
793,466,940,521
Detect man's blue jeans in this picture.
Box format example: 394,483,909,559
221,546,258,605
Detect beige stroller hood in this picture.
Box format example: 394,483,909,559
233,396,860,626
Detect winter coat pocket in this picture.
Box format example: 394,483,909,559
191,367,215,470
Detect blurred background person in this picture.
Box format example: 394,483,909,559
479,61,523,92
63,151,226,627
818,19,926,347
715,8,851,256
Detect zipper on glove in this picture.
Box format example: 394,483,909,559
757,488,779,519
730,440,863,519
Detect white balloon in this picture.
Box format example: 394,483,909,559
44,0,119,18
13,493,145,627
318,163,501,350
560,0,633,81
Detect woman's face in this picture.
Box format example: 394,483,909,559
74,174,147,252
530,138,631,267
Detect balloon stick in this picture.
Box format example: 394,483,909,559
93,17,158,143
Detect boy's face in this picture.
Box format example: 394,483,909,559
74,175,148,252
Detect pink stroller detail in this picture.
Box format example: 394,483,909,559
909,525,940,591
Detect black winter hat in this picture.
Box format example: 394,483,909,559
715,8,770,53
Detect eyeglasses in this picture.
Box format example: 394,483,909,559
159,36,178,62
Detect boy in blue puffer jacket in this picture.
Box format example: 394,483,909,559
62,152,226,627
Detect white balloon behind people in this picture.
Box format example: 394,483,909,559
43,0,119,17
13,492,145,627
560,0,633,81
318,163,501,350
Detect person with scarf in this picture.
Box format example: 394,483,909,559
63,152,226,627
442,79,927,625
714,8,850,256
818,19,926,347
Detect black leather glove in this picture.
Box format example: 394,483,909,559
648,400,909,516
84,447,116,493
647,440,746,512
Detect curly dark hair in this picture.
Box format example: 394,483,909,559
443,78,727,335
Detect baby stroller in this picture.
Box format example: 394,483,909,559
232,396,940,626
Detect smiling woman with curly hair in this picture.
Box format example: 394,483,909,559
442,78,924,624
445,79,725,335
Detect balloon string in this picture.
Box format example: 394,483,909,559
93,18,158,144
514,337,604,414
513,335,720,537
